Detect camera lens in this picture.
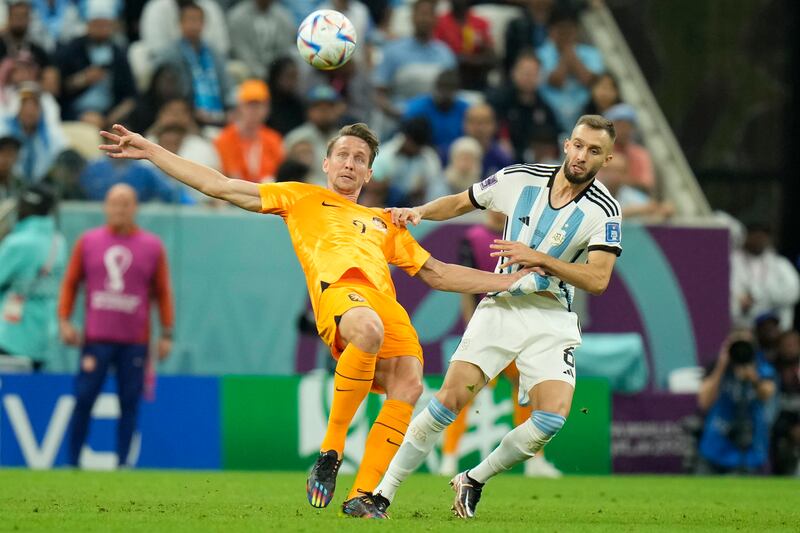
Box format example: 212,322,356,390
729,340,755,365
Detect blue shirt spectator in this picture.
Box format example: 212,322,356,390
462,102,514,176
373,0,456,119
55,2,137,124
0,84,67,183
156,3,231,127
79,159,187,203
403,69,468,159
537,8,604,132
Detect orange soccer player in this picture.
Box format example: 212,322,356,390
99,122,524,517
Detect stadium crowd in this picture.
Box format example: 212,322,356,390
0,0,669,219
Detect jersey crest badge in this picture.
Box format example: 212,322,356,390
551,232,565,245
605,222,621,243
348,293,365,302
372,217,388,233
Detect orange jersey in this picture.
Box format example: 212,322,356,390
258,182,431,315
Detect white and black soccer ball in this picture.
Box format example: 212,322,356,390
296,9,357,71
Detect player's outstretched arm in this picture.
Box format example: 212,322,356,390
491,242,617,295
385,190,475,227
415,256,523,294
99,124,262,212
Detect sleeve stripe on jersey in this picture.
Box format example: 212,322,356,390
588,244,622,256
468,186,485,210
588,186,620,216
586,188,619,217
590,185,621,215
585,195,613,217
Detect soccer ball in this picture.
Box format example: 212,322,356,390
296,10,357,71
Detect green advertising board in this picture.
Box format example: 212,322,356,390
222,374,610,475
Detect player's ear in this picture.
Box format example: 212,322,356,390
364,168,373,184
603,153,613,167
563,137,570,155
322,157,329,174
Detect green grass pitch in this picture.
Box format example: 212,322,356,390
1,470,797,532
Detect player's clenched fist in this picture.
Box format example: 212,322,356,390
384,207,422,227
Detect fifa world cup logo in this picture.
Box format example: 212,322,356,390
104,245,133,292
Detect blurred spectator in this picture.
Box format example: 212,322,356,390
266,57,305,136
0,50,62,131
285,137,315,167
0,0,58,94
275,158,311,183
228,0,294,80
153,122,219,171
524,125,560,164
302,56,373,124
145,97,197,139
122,0,148,42
583,72,620,116
403,68,468,160
0,82,67,183
214,79,284,183
26,0,85,53
604,103,655,193
140,0,229,56
55,1,137,128
731,224,800,331
79,156,183,202
278,0,323,25
433,0,495,91
754,312,782,365
463,102,513,176
0,134,21,198
504,0,555,74
537,6,604,132
123,64,186,134
488,50,559,162
0,183,66,369
283,85,344,186
156,2,231,127
320,0,372,68
370,116,446,207
771,330,800,475
697,332,777,474
596,157,673,222
443,135,481,193
59,184,174,468
373,0,456,121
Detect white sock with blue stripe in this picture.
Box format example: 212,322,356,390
374,398,456,502
469,410,566,484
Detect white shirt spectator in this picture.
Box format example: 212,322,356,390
731,246,800,331
140,0,229,56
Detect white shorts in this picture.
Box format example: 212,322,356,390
451,293,582,406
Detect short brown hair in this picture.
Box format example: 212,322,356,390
326,123,380,167
574,114,616,143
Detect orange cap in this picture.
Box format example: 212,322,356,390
238,80,270,103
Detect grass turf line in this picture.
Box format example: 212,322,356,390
1,470,797,532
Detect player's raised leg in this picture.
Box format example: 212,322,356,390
369,361,488,514
452,380,573,518
341,355,422,518
307,306,383,509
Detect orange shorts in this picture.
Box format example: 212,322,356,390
316,280,423,365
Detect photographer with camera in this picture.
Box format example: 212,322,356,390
696,331,777,474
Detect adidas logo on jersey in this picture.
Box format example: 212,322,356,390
518,216,530,226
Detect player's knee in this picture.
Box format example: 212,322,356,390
351,318,384,353
531,410,566,438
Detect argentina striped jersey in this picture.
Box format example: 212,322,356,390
468,163,622,309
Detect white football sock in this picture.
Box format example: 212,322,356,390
374,398,455,502
469,411,565,484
